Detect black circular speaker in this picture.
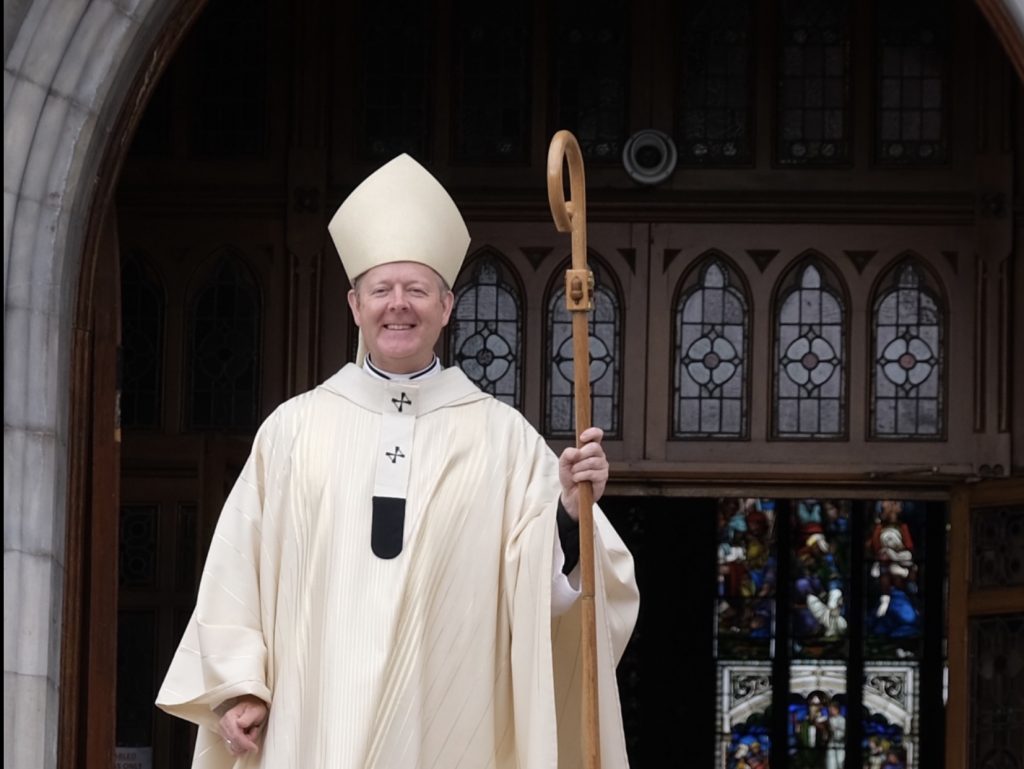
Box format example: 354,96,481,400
622,129,678,185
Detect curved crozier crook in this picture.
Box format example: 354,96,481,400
546,130,587,240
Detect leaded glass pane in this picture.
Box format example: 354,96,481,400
969,615,1024,769
187,256,261,431
777,0,850,165
717,498,778,659
875,0,949,164
451,256,523,409
970,505,1024,588
792,500,851,658
718,663,774,769
677,0,755,166
190,0,268,156
863,664,920,769
871,264,944,438
546,260,620,437
454,1,531,162
554,0,629,161
674,259,749,438
121,255,164,429
358,0,430,159
865,500,925,658
774,263,846,438
119,504,158,589
788,664,847,768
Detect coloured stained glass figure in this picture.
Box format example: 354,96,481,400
868,500,919,636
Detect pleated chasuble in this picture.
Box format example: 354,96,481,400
156,364,639,769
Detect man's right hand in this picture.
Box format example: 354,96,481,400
217,695,268,757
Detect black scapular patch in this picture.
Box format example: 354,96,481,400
371,496,405,559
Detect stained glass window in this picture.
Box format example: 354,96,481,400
717,497,777,768
870,261,945,438
546,258,621,437
450,254,523,409
715,497,946,769
719,664,774,768
186,254,261,431
677,0,755,166
190,0,268,156
791,500,851,657
863,663,919,769
788,665,847,768
554,0,630,161
358,0,431,159
453,1,531,162
121,254,164,429
777,0,850,165
673,257,749,438
774,261,846,438
876,0,949,164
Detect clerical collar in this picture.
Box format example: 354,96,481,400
363,355,442,381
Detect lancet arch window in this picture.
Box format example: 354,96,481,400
448,251,524,410
121,252,166,429
776,0,851,165
672,255,750,439
676,0,756,166
545,255,622,438
185,251,262,431
869,258,946,439
772,256,848,439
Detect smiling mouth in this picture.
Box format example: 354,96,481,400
384,324,414,330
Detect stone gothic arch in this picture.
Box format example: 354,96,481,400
3,1,1023,768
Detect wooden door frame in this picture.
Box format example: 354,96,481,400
58,3,209,767
946,477,1024,769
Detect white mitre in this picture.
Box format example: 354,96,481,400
329,154,469,288
329,154,470,364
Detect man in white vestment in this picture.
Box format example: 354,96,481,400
156,154,640,768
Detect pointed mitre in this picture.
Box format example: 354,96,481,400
328,154,470,287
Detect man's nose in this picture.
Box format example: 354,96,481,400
387,287,409,308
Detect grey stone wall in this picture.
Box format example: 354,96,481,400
4,2,179,767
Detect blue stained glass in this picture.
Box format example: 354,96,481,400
864,500,925,657
791,500,851,657
717,498,778,659
788,665,848,769
719,664,774,768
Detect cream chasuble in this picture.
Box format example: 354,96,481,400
157,364,639,768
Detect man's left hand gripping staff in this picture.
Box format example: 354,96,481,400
557,426,608,521
217,695,268,757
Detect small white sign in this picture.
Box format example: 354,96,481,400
115,746,152,769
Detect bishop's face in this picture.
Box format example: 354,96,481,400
348,261,454,374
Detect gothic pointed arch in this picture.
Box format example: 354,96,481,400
770,251,850,439
184,247,263,431
543,250,624,438
671,250,752,439
868,254,947,439
448,247,526,409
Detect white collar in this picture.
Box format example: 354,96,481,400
363,355,442,381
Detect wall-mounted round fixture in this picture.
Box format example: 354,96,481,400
622,129,678,185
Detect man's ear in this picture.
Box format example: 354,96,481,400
347,288,362,326
440,290,454,326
